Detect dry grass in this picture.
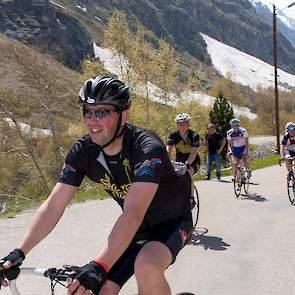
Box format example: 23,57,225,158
0,33,81,102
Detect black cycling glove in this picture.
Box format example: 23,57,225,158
0,249,25,281
73,261,107,295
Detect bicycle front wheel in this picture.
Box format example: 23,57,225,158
243,168,250,194
191,185,200,228
287,173,295,205
234,169,242,198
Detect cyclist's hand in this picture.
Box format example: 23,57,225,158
0,249,25,286
67,261,107,295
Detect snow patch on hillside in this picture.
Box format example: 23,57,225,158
93,43,257,119
201,33,295,91
4,118,52,138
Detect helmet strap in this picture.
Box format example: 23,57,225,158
101,112,125,150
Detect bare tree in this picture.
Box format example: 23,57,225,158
103,10,134,84
153,39,178,141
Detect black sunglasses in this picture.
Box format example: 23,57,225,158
82,107,117,120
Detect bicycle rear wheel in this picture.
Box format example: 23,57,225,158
191,185,200,228
234,168,242,198
287,173,295,205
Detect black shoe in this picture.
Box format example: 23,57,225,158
204,176,210,180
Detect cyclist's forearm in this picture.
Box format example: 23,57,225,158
281,145,286,157
95,183,156,268
18,201,64,255
166,145,173,159
187,148,198,164
97,211,143,268
228,143,232,153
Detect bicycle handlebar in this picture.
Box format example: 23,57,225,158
0,265,79,295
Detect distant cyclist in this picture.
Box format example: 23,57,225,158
285,121,294,132
1,76,193,295
227,118,251,180
281,122,295,180
166,113,200,177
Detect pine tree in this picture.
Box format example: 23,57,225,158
209,92,234,136
209,92,234,161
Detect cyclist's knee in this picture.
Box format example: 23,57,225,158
134,241,170,281
99,280,120,295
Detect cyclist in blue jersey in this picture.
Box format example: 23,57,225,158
227,118,251,180
281,122,295,180
1,76,193,295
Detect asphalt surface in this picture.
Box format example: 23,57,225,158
1,164,295,295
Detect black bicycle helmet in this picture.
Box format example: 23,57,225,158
78,76,131,111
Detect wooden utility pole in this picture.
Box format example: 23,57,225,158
272,5,280,154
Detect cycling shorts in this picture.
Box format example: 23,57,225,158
232,146,247,159
107,212,193,287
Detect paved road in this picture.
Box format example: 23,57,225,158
1,165,295,295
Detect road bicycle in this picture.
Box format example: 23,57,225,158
233,162,250,198
227,152,250,198
279,156,295,205
0,264,78,295
171,161,200,228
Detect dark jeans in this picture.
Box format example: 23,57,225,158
206,153,221,179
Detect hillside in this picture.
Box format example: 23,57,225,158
250,0,295,48
0,0,93,68
55,0,295,75
2,0,294,75
0,33,81,124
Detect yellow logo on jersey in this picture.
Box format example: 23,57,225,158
98,158,132,199
175,141,192,154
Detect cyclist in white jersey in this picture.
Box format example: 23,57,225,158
227,118,251,180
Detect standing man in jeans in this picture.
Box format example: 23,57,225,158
204,123,226,181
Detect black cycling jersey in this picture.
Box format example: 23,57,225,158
166,129,200,165
59,123,191,235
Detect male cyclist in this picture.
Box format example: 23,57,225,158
166,113,200,204
227,118,251,180
166,113,200,177
1,76,193,295
281,122,295,180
